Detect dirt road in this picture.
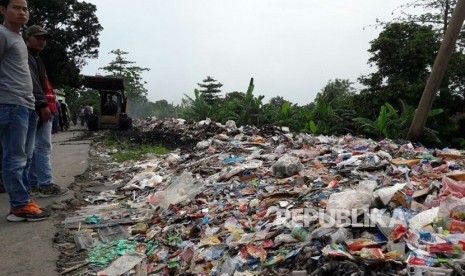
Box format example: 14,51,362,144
0,125,90,276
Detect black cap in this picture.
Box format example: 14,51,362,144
25,25,50,38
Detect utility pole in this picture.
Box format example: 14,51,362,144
407,0,465,141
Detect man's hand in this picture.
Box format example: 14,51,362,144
39,107,52,123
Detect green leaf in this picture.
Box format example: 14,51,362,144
309,120,318,134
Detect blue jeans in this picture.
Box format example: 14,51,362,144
52,114,60,133
0,104,37,210
29,120,53,187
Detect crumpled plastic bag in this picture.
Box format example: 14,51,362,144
225,120,237,129
358,153,390,171
326,184,374,216
271,154,303,177
440,176,465,199
196,139,212,150
197,118,211,126
148,172,205,210
438,196,465,218
408,207,439,231
121,172,163,190
373,183,407,206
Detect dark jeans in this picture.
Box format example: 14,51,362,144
0,104,37,210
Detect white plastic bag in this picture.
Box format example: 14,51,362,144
148,172,204,209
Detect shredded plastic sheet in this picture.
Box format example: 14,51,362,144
85,215,101,224
88,240,157,267
441,176,465,199
147,171,205,210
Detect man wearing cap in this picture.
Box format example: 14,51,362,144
0,0,50,221
25,25,68,197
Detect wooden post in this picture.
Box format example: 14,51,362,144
407,0,465,141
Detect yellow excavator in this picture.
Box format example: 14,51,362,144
82,75,132,131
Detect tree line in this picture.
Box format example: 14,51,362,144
15,0,465,148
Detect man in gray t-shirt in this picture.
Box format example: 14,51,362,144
0,0,50,222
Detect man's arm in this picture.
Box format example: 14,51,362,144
0,34,7,61
28,54,51,123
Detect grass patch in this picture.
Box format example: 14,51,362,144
103,133,171,162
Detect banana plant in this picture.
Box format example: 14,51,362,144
304,100,341,135
354,102,398,139
354,101,443,140
238,78,265,126
180,89,212,121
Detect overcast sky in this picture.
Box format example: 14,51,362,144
82,0,409,105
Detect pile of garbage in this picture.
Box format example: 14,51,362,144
57,118,465,275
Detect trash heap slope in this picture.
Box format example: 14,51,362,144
58,117,465,276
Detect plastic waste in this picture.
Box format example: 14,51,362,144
148,172,204,210
389,224,408,241
441,176,465,199
60,118,465,275
98,225,130,243
73,230,95,251
326,189,373,216
97,252,146,276
359,247,384,259
274,233,299,245
346,238,383,253
409,207,439,231
223,156,246,165
195,139,212,150
425,242,456,254
271,154,303,177
373,183,407,206
220,255,241,275
407,265,453,276
225,120,237,129
387,241,406,259
291,226,309,242
85,215,101,224
450,219,465,233
330,227,352,243
122,172,163,190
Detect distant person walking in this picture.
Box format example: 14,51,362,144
78,105,85,126
84,104,93,126
0,0,50,221
58,99,69,131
